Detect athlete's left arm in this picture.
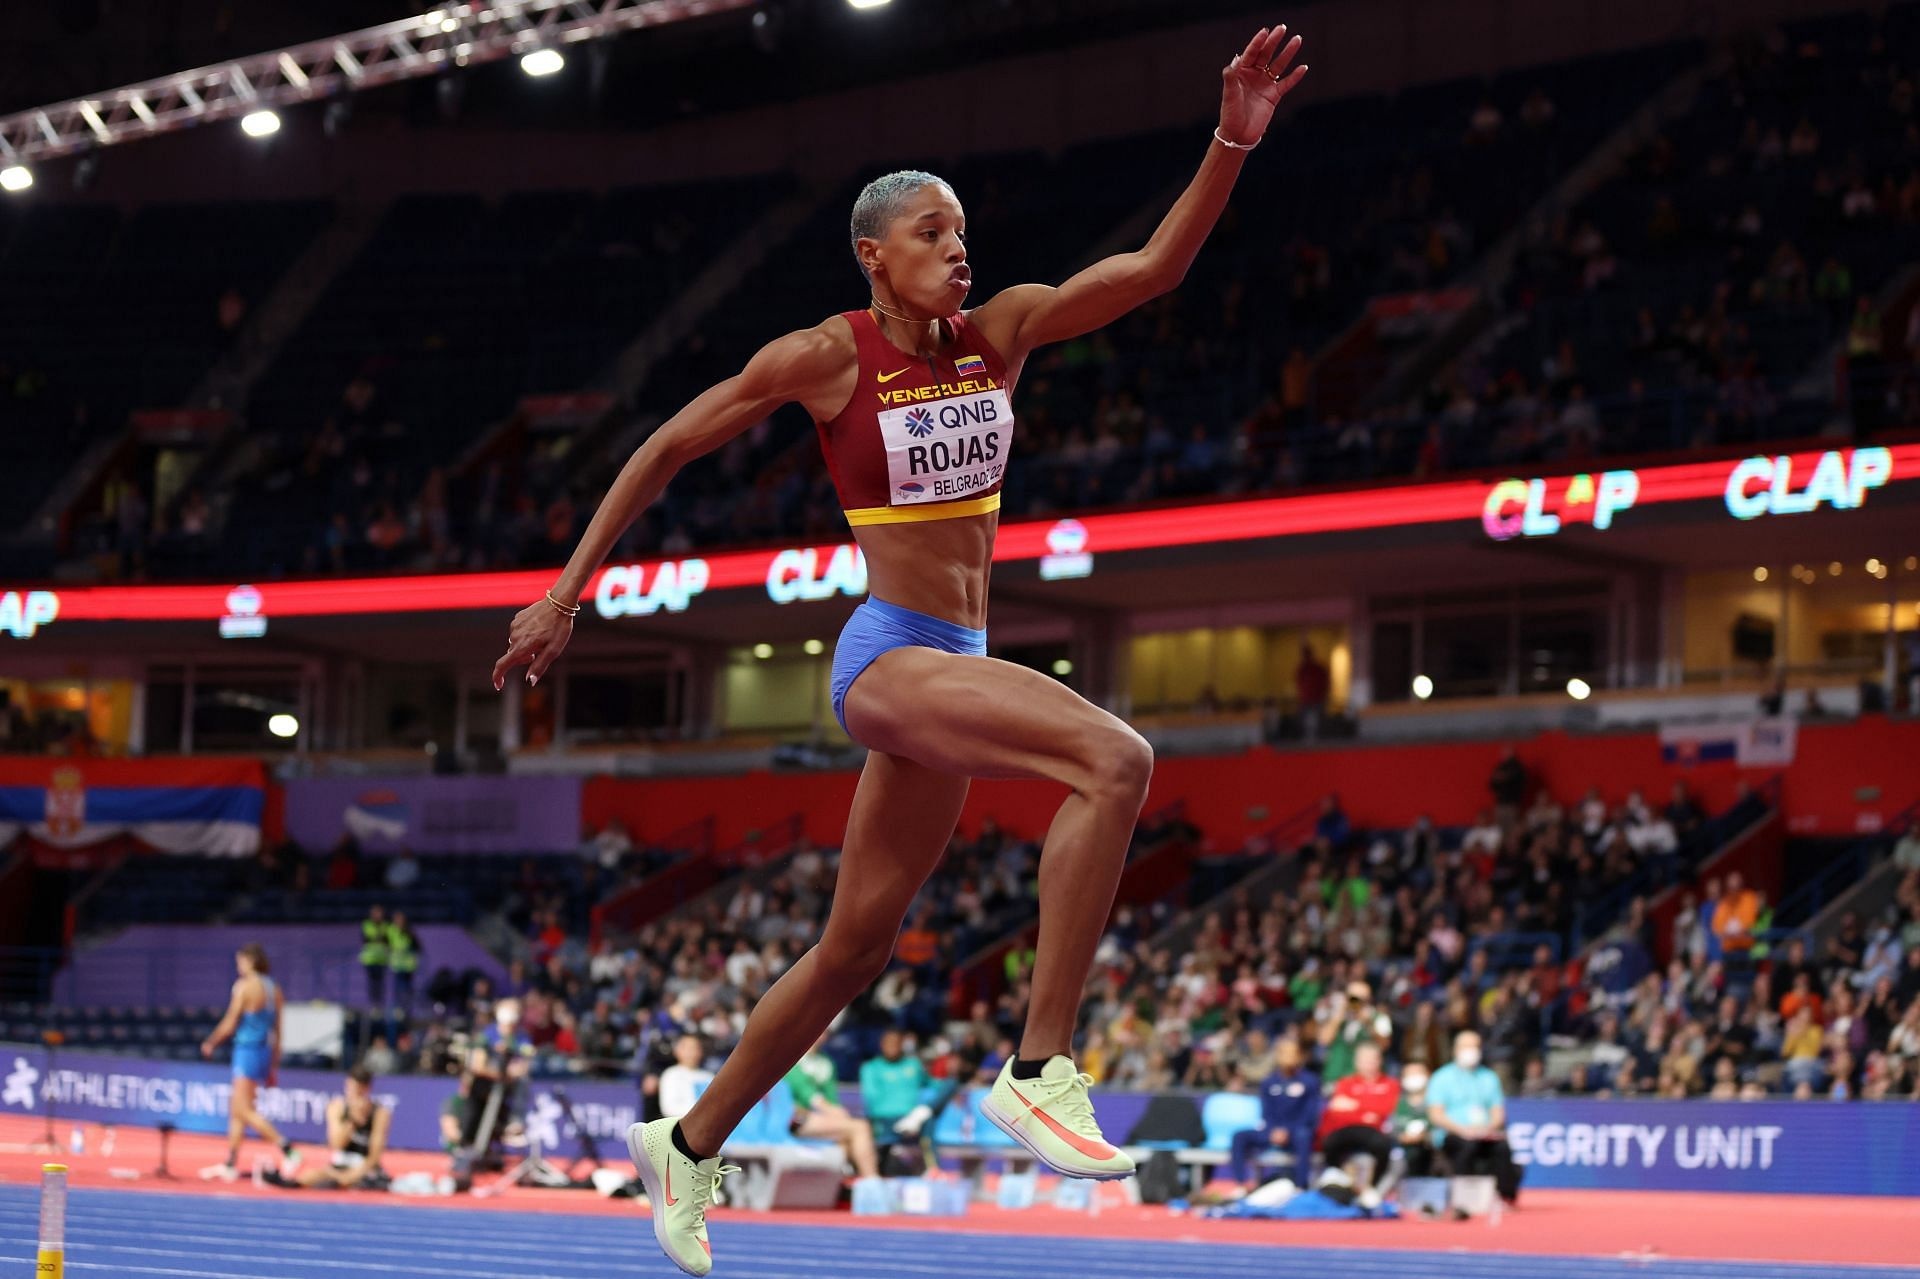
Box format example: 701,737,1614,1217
201,979,244,1057
979,24,1306,359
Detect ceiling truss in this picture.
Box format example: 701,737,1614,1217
0,0,757,168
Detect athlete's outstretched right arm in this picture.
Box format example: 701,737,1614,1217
492,328,842,690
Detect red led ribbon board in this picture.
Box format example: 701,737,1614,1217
9,442,1916,630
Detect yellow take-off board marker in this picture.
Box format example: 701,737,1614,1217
37,1163,66,1278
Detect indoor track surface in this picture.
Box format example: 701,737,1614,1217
4,1184,1920,1279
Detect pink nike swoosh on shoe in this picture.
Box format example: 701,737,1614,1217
1007,1081,1121,1160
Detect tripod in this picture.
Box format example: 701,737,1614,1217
31,1032,63,1155
544,1088,607,1185
459,1038,568,1199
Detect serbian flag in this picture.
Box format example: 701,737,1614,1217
954,353,987,378
0,757,265,855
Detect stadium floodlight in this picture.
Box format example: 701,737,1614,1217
847,0,892,9
802,638,824,655
240,109,281,137
267,713,300,738
1411,674,1433,700
752,643,773,659
0,165,31,191
1051,658,1072,676
0,0,760,166
1566,678,1592,701
521,48,565,76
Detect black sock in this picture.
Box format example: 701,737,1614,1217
280,1140,295,1156
671,1123,711,1164
1010,1055,1056,1081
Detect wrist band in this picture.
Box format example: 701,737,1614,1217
545,590,581,617
1213,126,1259,151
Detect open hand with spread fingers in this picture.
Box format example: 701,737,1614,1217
1219,23,1309,148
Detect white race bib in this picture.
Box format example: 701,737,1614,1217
875,386,1013,506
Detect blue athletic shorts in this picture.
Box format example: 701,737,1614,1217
232,1042,272,1084
830,596,987,736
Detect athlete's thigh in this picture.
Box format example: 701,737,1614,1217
824,749,969,936
843,647,1141,791
232,1077,256,1110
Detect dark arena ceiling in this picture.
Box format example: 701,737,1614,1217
1,0,1282,127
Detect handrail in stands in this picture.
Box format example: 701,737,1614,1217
589,813,800,947
1572,774,1781,951
943,798,1194,1016
1771,798,1918,928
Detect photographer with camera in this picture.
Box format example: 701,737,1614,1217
1317,980,1394,1084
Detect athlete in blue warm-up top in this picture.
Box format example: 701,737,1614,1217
200,943,300,1181
494,22,1307,1274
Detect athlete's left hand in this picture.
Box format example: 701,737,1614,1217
1219,23,1308,147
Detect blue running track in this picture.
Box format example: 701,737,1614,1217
0,1186,1911,1279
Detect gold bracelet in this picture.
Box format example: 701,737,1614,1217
1213,126,1259,151
545,590,581,617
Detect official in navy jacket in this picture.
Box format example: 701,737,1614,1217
1229,1035,1320,1187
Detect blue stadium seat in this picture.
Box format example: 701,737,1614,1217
1199,1092,1264,1150
967,1088,1015,1148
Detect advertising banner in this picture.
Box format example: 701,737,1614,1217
283,775,584,854
6,1047,1917,1196
0,1045,640,1160
1660,719,1799,768
1503,1096,1920,1194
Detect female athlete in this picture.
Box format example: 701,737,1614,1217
199,943,300,1181
493,24,1306,1273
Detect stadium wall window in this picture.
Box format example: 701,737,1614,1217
363,665,457,751
1516,609,1606,695
1676,569,1905,686
1371,587,1611,703
1128,624,1349,714
190,670,307,752
1,677,134,754
565,669,676,742
723,648,828,734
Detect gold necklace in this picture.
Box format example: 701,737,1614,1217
869,297,944,363
868,295,920,323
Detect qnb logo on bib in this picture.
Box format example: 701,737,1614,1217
878,388,1012,505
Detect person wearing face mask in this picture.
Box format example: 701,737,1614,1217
1389,1062,1436,1179
1426,1030,1521,1204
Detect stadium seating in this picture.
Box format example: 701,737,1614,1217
4,38,1781,583
0,199,331,549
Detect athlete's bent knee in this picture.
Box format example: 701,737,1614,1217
1083,728,1153,806
815,931,894,988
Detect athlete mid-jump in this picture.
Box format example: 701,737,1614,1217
495,24,1306,1273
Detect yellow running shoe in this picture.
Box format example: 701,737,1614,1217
626,1118,740,1276
982,1055,1135,1181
